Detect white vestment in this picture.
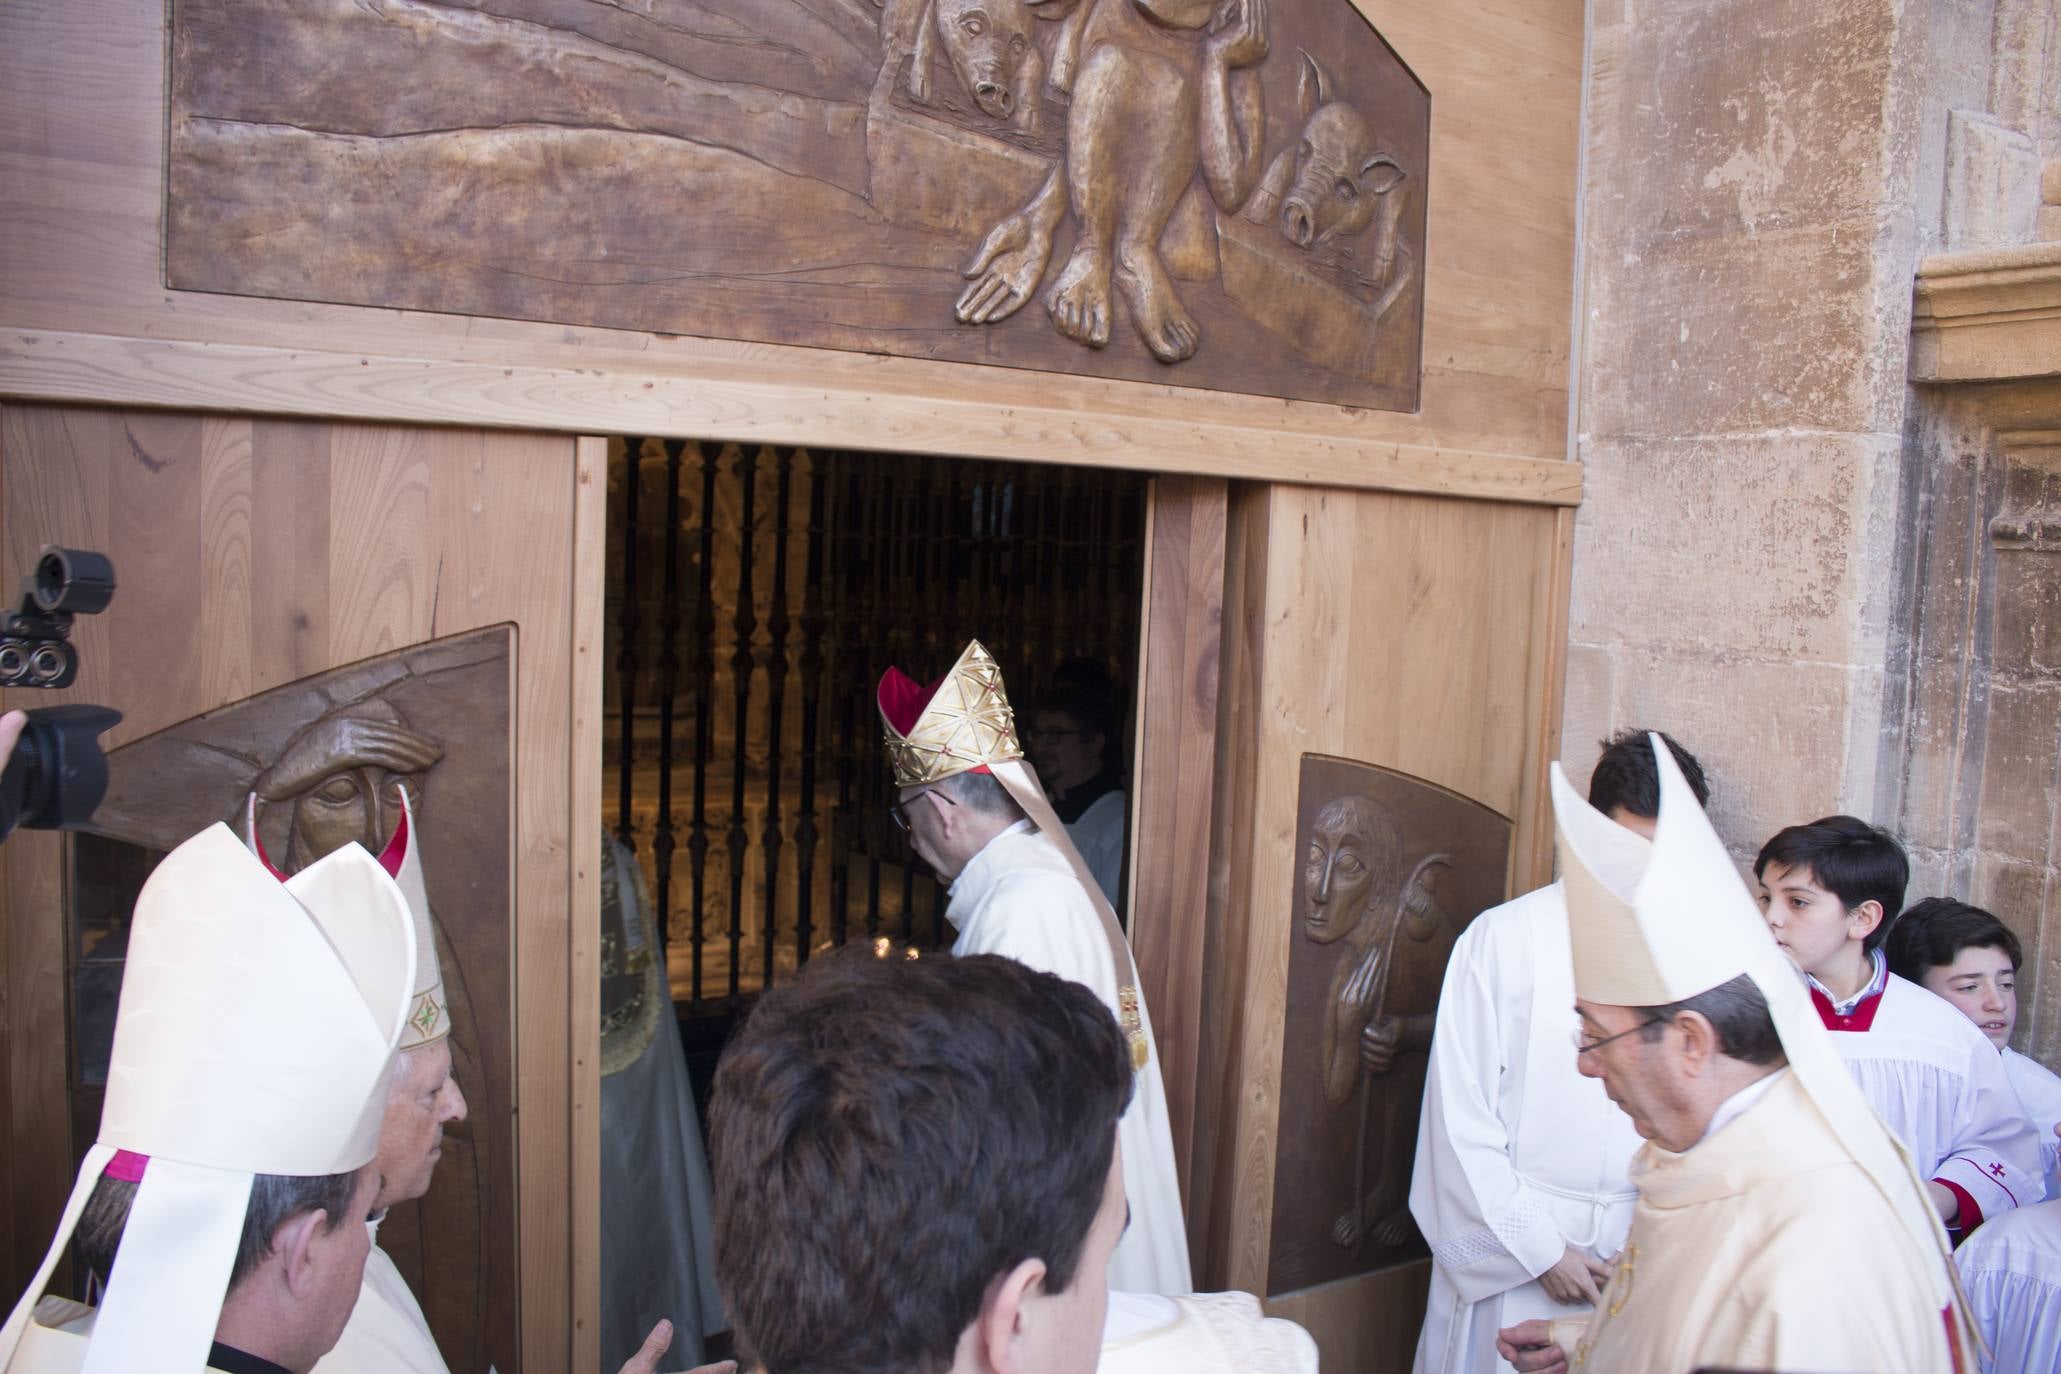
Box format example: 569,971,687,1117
2004,1047,2061,1200
1547,1070,1957,1373
1408,884,1641,1374
1065,789,1127,909
1099,1291,1316,1373
1817,969,2045,1226
1956,1196,2061,1374
312,1228,450,1374
9,1301,234,1374
948,822,1191,1294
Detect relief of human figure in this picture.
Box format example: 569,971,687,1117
953,0,1272,361
1302,793,1455,1251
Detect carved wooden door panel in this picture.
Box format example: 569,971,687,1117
0,406,601,1373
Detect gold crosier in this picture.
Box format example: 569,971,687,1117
880,641,1151,1072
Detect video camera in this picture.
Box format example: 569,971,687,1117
0,547,122,840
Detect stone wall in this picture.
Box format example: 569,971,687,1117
1567,0,2061,1053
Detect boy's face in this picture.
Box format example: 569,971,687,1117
1921,945,2017,1050
1756,861,1873,976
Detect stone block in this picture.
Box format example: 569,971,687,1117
1973,679,2061,863
1559,641,1616,788
1583,218,1888,438
2041,205,2061,243
1568,434,1892,666
2044,159,2061,208
1989,545,2061,682
1944,108,2042,250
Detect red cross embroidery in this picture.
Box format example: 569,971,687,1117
1990,1163,2008,1178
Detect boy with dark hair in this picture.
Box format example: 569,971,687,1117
1411,729,1709,1374
1757,820,2042,1232
1888,898,2061,1197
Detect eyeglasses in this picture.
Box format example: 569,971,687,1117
888,787,957,834
1571,1016,1664,1056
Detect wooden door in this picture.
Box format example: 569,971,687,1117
0,406,605,1373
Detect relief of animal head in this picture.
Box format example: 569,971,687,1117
1279,51,1408,251
932,0,1041,123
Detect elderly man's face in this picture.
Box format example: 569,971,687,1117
1575,998,1697,1150
1304,815,1378,943
374,1040,468,1209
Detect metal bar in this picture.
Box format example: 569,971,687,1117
727,444,759,1000
651,438,685,965
827,456,858,948
794,448,827,966
862,460,886,940
760,447,793,989
688,441,720,1012
613,436,644,853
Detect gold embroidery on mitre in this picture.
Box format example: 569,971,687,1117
880,641,1026,788
406,987,450,1046
1118,985,1149,1071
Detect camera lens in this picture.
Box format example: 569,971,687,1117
0,643,23,683
28,644,69,684
30,547,116,617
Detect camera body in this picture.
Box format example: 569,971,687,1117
0,547,122,839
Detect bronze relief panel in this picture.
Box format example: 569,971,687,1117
1266,753,1510,1296
166,0,1427,410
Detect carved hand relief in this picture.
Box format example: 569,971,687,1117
166,0,1427,409
1267,756,1510,1297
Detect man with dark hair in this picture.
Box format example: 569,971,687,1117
1757,819,2041,1231
1410,729,1704,1374
877,640,1189,1293
1496,737,1971,1373
1889,898,2061,1197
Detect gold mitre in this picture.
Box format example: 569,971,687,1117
245,785,451,1049
877,639,1025,787
1552,733,1771,1005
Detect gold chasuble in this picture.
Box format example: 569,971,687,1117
1542,737,1972,1374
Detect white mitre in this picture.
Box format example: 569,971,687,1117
1550,735,1973,1351
0,824,417,1374
246,786,450,1047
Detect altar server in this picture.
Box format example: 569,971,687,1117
1756,818,2043,1229
0,824,418,1374
1957,1198,2061,1373
1886,896,2061,1203
878,639,1189,1293
1408,731,1704,1374
1495,737,1972,1374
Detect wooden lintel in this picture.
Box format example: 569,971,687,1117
0,329,1584,507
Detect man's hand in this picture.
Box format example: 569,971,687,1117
1928,1180,1960,1224
1360,1016,1402,1075
1537,1244,1611,1306
1495,1319,1568,1374
614,1319,739,1374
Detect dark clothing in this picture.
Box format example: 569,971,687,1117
208,1341,295,1374
1051,766,1122,825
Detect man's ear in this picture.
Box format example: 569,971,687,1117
1671,1011,1720,1077
274,1208,330,1300
1849,899,1885,944
972,1258,1046,1374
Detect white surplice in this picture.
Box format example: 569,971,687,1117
947,822,1191,1295
1957,1196,2061,1374
1099,1291,1316,1373
1408,883,1641,1374
2003,1047,2061,1201
312,1228,451,1374
1065,789,1127,910
1813,967,2046,1227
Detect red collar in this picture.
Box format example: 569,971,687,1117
1811,978,1886,1031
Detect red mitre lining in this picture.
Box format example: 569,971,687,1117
250,787,409,881
876,665,994,775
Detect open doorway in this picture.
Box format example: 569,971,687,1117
600,438,1151,1035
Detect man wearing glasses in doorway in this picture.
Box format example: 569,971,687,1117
877,640,1190,1297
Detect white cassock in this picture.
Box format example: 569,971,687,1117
313,1225,452,1374
1546,1071,1958,1373
2003,1047,2061,1200
1957,1196,2061,1374
1065,789,1127,910
1813,960,2046,1227
1099,1291,1315,1373
948,821,1191,1294
1408,883,1641,1374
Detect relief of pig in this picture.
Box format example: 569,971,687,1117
1243,51,1409,290
908,0,1047,132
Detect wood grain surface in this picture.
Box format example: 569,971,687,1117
0,405,591,1373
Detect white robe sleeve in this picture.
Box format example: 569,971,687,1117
1408,920,1570,1304
1955,1200,2061,1374
1931,1031,2048,1223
